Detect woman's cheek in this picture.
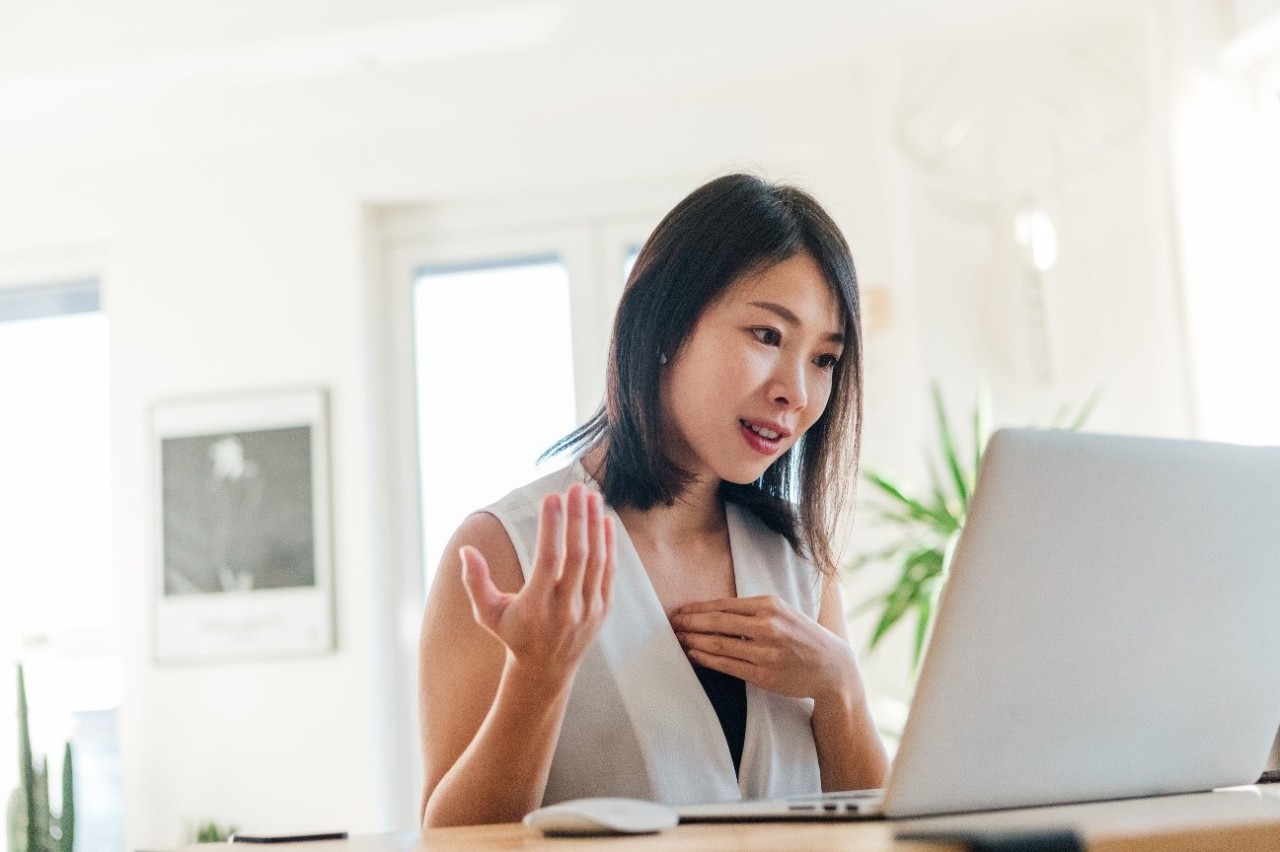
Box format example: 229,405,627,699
807,379,835,422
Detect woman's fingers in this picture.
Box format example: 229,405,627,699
558,484,590,596
600,515,616,611
677,630,757,663
529,492,566,594
581,491,607,602
671,610,760,639
677,595,774,616
459,545,508,633
687,649,758,683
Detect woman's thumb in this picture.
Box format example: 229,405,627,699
459,545,505,630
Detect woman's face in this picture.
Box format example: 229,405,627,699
660,251,846,486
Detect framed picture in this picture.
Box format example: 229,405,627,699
152,388,334,663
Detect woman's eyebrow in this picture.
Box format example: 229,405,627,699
748,300,844,344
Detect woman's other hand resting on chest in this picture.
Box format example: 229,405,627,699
671,583,888,792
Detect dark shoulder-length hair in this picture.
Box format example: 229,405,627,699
546,173,863,576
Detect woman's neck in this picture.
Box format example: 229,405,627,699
580,445,725,546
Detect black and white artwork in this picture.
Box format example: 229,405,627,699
152,389,334,663
162,427,315,595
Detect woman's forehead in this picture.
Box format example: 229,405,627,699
720,254,845,330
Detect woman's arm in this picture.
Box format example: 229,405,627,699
809,578,889,792
671,579,888,792
418,485,614,827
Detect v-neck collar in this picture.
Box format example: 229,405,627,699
571,459,751,802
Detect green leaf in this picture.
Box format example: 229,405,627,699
931,383,970,512
865,471,955,529
17,665,39,852
924,456,960,528
60,742,74,852
845,541,914,572
902,547,944,583
870,508,924,528
911,595,934,670
868,574,916,649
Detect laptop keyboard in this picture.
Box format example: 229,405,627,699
784,789,885,812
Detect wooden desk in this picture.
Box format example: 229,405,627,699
151,787,1280,851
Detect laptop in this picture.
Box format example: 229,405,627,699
678,428,1280,821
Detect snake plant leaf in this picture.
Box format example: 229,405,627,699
33,758,50,850
60,742,74,852
931,383,970,511
17,665,38,852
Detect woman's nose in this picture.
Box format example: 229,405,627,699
770,359,808,410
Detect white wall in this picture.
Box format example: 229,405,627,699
0,0,1227,845
0,55,909,845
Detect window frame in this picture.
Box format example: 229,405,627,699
0,253,122,849
0,249,115,659
371,196,660,829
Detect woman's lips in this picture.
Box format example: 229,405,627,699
740,419,783,455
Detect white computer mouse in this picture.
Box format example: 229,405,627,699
523,797,679,836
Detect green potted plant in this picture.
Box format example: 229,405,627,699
193,822,240,843
845,384,1097,671
6,664,75,852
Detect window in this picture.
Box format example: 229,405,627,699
412,257,579,585
622,245,641,282
0,279,123,851
378,207,657,829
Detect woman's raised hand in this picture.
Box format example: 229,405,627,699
459,483,615,686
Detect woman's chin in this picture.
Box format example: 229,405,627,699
719,463,774,486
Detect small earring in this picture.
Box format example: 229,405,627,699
659,352,668,365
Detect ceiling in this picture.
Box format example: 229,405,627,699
0,0,1164,172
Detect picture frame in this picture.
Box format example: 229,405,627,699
151,388,334,663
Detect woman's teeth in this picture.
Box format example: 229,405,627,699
744,421,780,440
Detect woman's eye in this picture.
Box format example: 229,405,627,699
751,327,782,346
814,353,840,370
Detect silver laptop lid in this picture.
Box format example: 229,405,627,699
884,428,1280,818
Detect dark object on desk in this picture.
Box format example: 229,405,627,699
896,828,1083,852
229,831,348,843
1259,769,1280,784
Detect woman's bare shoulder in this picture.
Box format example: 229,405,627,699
433,511,526,597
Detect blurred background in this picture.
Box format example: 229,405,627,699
1,0,1278,847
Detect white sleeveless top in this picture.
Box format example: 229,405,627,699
482,460,824,806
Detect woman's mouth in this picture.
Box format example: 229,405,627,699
740,419,784,455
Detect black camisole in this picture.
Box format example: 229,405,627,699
693,665,748,776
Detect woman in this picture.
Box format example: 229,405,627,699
417,174,888,828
